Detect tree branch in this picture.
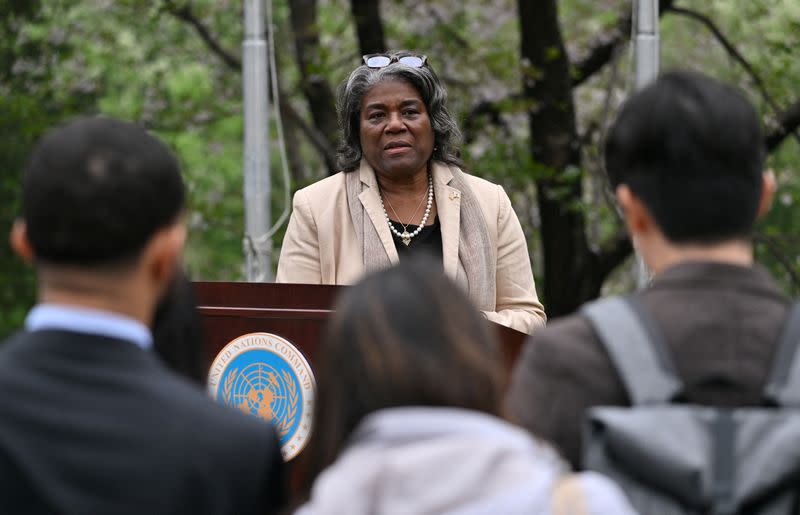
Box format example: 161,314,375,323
161,0,337,168
279,102,336,163
766,99,800,152
462,97,514,144
571,0,675,87
423,4,470,50
754,233,800,291
667,7,776,110
570,12,630,87
580,47,623,147
667,6,800,149
162,1,241,71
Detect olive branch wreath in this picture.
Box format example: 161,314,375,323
274,370,298,438
222,368,237,406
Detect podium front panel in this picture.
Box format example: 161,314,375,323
194,281,342,372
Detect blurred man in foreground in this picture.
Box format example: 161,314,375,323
1,117,285,514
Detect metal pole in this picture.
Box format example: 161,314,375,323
243,0,272,281
634,0,659,90
633,0,658,288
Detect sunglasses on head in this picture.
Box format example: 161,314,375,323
363,53,428,69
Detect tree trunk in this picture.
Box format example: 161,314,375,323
350,0,386,56
269,46,308,184
518,0,630,317
288,0,339,173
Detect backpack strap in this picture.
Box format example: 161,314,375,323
764,301,800,407
581,296,682,405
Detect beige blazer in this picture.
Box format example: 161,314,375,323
276,162,546,334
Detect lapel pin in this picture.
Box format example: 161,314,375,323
449,191,460,201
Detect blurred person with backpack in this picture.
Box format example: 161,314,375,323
505,70,800,513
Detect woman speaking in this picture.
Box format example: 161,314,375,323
276,52,545,334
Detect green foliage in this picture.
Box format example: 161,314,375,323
0,93,38,338
659,0,800,294
1,0,799,336
0,0,96,337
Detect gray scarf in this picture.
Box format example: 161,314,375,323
345,161,495,311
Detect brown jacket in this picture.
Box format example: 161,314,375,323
505,261,789,469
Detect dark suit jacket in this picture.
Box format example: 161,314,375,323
0,329,286,515
505,262,789,469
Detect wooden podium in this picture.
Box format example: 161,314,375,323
194,281,529,490
193,281,528,375
194,281,340,374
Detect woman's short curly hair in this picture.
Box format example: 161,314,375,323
336,58,462,172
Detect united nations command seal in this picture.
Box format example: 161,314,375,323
207,333,315,461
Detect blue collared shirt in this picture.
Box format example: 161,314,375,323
25,304,153,350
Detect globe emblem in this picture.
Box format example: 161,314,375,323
241,383,274,420
208,333,315,460
221,352,301,446
231,363,287,422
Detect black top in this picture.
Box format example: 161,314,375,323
389,215,443,262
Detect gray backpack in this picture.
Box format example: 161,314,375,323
580,296,800,515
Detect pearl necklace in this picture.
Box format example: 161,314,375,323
385,186,428,237
380,172,434,246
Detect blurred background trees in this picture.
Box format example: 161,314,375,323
1,0,798,335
